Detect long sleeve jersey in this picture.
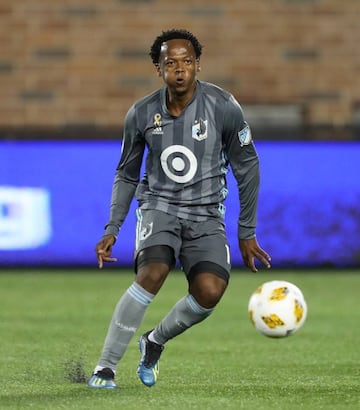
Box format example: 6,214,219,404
104,80,260,240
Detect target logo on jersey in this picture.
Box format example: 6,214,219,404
160,145,198,183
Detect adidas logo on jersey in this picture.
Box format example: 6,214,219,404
153,127,163,135
152,113,163,135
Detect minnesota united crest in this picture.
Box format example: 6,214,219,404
192,118,208,141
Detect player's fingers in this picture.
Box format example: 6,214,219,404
97,255,117,269
96,249,108,269
241,250,256,273
253,246,271,266
247,257,258,273
256,251,271,269
102,256,117,263
263,251,271,263
97,257,103,269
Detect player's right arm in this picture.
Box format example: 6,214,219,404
95,104,145,268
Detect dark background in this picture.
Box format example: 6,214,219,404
1,0,359,268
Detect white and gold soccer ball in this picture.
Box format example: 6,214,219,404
248,280,307,338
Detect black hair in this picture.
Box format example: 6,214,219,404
149,29,203,65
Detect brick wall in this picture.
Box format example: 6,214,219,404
0,0,358,135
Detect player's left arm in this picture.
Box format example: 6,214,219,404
222,96,271,272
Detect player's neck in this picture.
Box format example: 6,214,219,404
166,83,196,117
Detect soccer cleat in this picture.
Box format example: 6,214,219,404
137,331,164,387
87,367,118,389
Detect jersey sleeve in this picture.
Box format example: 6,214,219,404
104,104,145,238
222,96,260,240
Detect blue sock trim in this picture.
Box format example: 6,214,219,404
127,282,154,306
186,294,214,315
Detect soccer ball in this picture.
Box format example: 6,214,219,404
248,280,307,338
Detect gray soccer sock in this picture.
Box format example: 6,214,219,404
152,294,214,345
97,282,154,371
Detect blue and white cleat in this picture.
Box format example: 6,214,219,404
137,331,164,387
87,368,118,389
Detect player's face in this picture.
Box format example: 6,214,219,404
157,39,200,96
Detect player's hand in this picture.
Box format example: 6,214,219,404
239,238,271,273
95,234,117,269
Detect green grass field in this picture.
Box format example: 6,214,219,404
1,269,359,409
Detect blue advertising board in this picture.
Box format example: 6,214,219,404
0,140,359,268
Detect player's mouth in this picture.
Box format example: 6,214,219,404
175,78,185,86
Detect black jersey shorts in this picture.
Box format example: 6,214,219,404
134,209,231,282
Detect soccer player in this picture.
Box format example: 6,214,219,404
88,29,271,389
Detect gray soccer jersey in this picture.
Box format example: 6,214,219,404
104,81,260,240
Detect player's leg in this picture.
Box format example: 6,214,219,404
135,210,183,387
88,210,178,389
88,259,170,389
138,218,230,386
88,283,157,389
135,247,175,387
148,265,229,346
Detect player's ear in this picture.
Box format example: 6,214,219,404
196,59,201,72
155,64,162,77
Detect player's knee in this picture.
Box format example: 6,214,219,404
136,263,170,294
197,288,223,308
143,264,167,280
188,262,228,308
189,273,227,308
